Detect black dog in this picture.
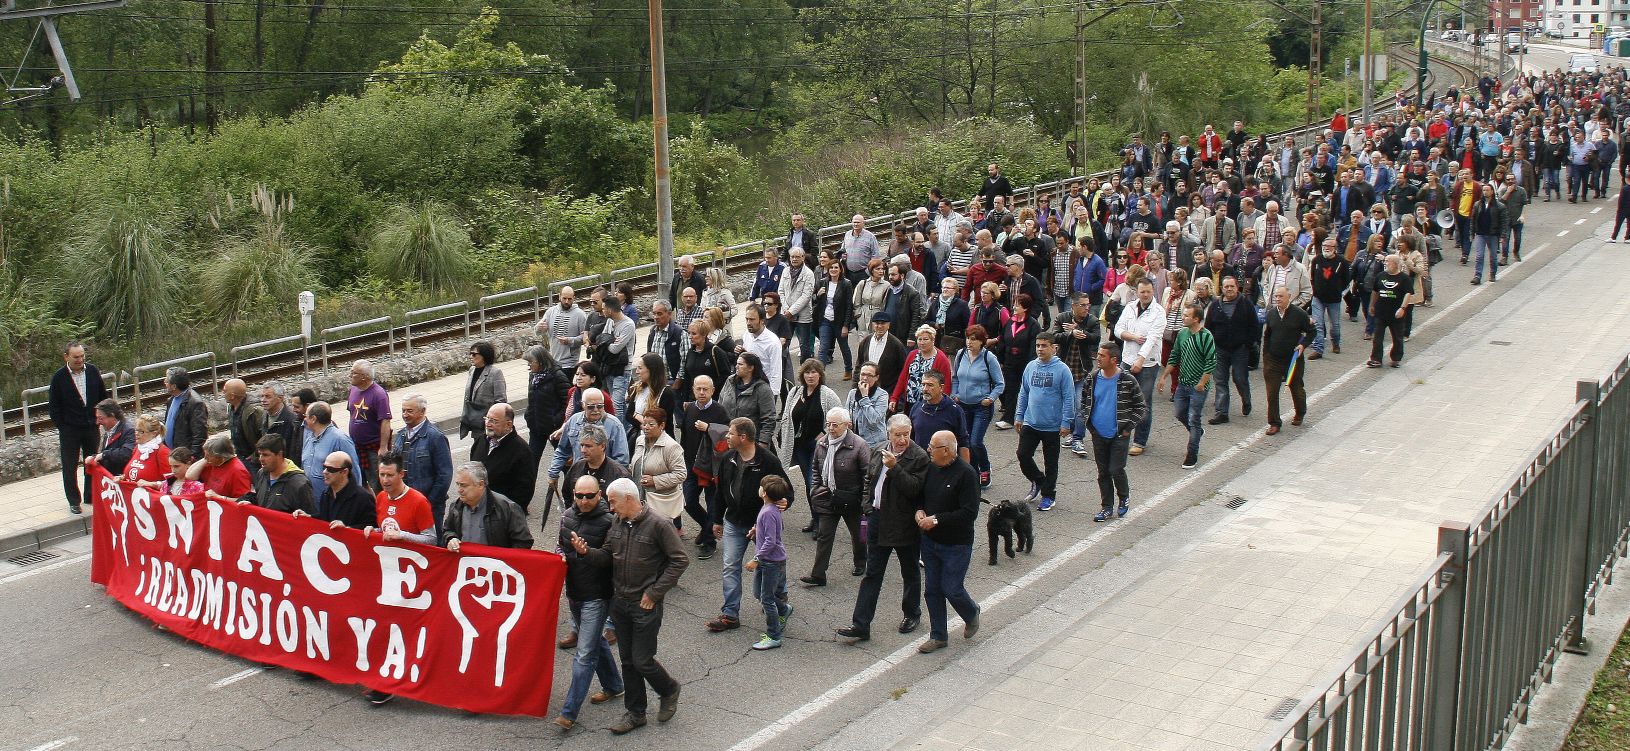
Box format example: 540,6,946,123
984,498,1034,565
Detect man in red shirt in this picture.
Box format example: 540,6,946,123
356,451,437,707
192,435,254,504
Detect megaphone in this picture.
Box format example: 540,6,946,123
1435,209,1455,228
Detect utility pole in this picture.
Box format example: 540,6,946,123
1361,0,1373,124
1308,0,1324,123
1073,0,1085,175
648,0,675,305
204,0,221,131
0,0,130,103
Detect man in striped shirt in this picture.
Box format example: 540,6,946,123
1159,303,1216,469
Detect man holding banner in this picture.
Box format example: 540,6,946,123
442,463,532,552
572,477,689,735
241,435,316,514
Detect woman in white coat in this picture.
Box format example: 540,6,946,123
630,406,688,531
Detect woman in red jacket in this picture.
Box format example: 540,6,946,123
121,414,171,485
891,325,954,415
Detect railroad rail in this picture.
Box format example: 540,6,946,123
0,52,1477,442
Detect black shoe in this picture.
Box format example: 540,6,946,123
610,713,648,734
1207,415,1229,425
801,524,816,534
799,576,827,587
365,690,394,706
657,686,680,722
697,543,716,561
850,566,865,577
898,616,919,634
835,626,871,642
1242,403,1252,416
69,505,83,515
1471,277,1481,285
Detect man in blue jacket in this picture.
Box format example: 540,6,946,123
1014,332,1076,512
392,394,453,534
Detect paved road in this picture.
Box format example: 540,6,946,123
0,194,1612,750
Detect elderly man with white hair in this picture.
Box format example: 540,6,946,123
443,461,532,551
835,414,928,643
571,476,689,735
806,406,872,585
346,358,393,490
549,387,631,506
668,254,706,309
840,213,882,285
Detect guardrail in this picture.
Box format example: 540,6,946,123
2,52,1458,440
320,318,393,372
1260,347,1630,751
405,301,471,352
231,334,310,378
132,353,218,413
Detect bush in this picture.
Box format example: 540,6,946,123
367,201,477,292
59,200,179,337
469,186,633,269
666,122,765,234
201,188,320,320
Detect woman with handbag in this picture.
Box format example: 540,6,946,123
460,340,507,439
950,325,1004,487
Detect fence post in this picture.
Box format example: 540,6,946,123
1426,521,1470,751
1566,380,1601,654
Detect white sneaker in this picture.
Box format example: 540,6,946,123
994,421,1013,430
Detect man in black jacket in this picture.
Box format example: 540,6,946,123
49,343,109,513
309,451,375,529
677,321,731,403
856,314,907,396
1205,277,1260,424
1053,294,1101,456
646,302,686,378
680,375,730,558
553,475,623,730
163,367,209,457
705,418,788,633
1262,287,1317,435
470,403,537,512
241,434,316,515
666,255,707,309
915,430,982,654
260,384,302,462
836,415,927,643
88,398,135,479
442,462,533,550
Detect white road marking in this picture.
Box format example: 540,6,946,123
728,238,1561,751
211,668,265,688
0,553,92,586
1559,230,1569,236
24,737,79,751
1575,218,1588,225
1591,206,1603,214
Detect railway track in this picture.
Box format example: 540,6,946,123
0,51,1479,442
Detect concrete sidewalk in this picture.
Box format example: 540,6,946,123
859,227,1630,749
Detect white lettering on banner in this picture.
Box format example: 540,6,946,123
159,495,196,554
301,607,331,661
375,547,431,610
235,518,285,581
347,616,376,672
299,535,352,596
276,597,299,652
237,584,258,640
102,476,132,566
200,572,225,627
448,557,525,687
205,500,225,561
131,486,157,541
381,623,408,679
224,580,240,636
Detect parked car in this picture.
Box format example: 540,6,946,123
1570,53,1601,73
1545,28,1565,39
1505,33,1528,53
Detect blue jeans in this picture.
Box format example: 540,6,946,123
754,559,791,639
956,399,994,474
792,438,817,518
560,598,623,720
1055,294,1071,315
1131,365,1158,447
1473,234,1499,280
1310,298,1342,353
1569,163,1589,200
1213,345,1250,418
920,536,979,642
1543,167,1562,199
793,321,817,362
1173,383,1207,460
1503,221,1523,260
609,373,630,420
720,520,750,619
817,319,853,372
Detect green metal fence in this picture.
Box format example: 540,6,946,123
1260,348,1630,751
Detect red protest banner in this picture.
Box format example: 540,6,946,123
87,466,565,717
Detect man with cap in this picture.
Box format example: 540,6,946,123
856,313,907,404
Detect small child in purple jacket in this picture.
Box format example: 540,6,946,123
746,475,793,650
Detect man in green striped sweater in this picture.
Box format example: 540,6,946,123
1159,303,1217,469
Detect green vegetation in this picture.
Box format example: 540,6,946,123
1563,621,1630,750
0,1,1386,399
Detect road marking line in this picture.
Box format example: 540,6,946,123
728,236,1562,751
1575,218,1588,225
1559,230,1569,236
1592,206,1603,214
24,737,79,751
0,553,91,586
211,668,265,688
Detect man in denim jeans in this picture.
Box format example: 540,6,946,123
1159,304,1216,469
705,418,789,633
553,475,624,730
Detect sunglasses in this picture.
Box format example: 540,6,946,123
573,492,599,500
584,403,605,410
322,465,349,473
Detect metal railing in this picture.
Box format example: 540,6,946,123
231,334,309,378
3,51,1457,439
132,353,218,413
319,318,393,372
404,301,471,352
1261,348,1630,751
